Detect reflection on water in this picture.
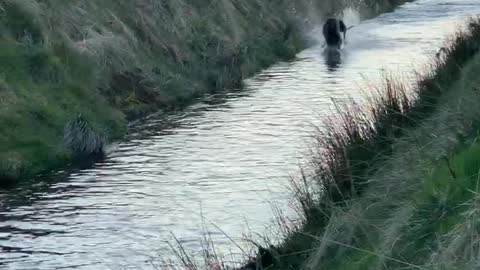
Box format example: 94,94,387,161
2,0,480,269
323,47,343,71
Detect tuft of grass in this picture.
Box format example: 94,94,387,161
63,114,105,160
312,77,412,203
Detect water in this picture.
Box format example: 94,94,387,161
1,0,480,269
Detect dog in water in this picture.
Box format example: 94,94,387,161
322,18,348,49
322,18,350,70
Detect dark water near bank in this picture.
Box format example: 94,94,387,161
2,0,480,269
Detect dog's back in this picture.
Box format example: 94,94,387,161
322,18,345,48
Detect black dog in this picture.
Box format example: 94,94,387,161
322,18,347,49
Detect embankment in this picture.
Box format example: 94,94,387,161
263,17,480,270
0,0,409,186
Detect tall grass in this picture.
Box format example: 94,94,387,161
63,114,105,160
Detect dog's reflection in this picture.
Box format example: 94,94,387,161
323,46,342,71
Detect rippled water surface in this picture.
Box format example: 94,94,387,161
2,0,480,269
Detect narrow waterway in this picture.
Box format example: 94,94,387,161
1,1,480,269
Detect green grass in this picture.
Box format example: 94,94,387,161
0,1,129,185
312,137,480,270
396,140,480,264
0,38,126,184
263,18,480,270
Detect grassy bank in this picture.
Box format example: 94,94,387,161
258,17,480,270
0,0,409,186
